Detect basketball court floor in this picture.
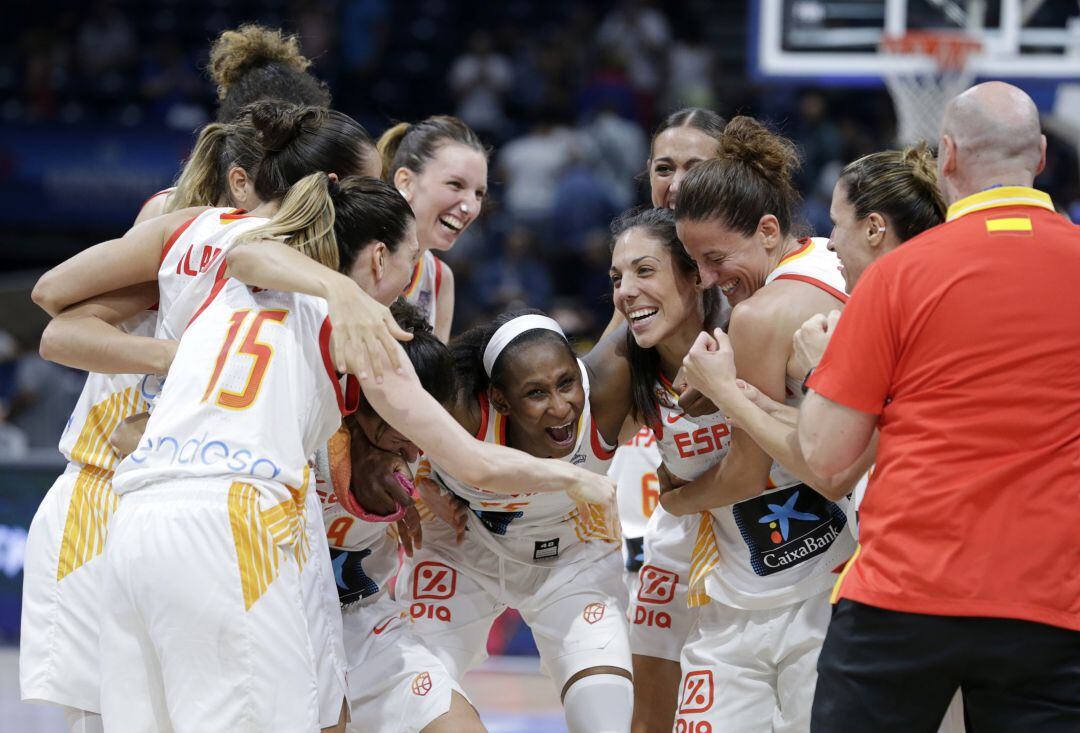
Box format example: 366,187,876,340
0,648,568,733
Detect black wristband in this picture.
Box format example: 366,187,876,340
801,367,816,395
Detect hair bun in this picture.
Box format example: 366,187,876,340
247,101,322,153
208,25,312,100
719,116,801,190
902,141,939,192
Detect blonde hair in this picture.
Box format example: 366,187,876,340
376,116,485,182
234,173,416,276
840,142,946,242
237,173,339,270
165,122,259,212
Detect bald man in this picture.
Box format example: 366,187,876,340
799,82,1080,731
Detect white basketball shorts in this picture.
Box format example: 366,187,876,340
98,481,320,733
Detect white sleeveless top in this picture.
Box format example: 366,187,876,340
428,360,618,565
57,312,157,473
401,250,445,330
610,427,661,540
155,207,268,333
700,237,855,610
113,278,358,539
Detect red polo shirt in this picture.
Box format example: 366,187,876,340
808,186,1080,631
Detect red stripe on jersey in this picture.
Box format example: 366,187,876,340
434,257,444,297
777,237,813,266
219,209,251,221
474,393,491,440
590,420,616,460
186,276,229,329
342,375,361,416
773,274,849,304
160,214,199,266
319,316,351,415
139,187,173,211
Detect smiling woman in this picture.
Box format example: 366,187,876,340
377,116,489,341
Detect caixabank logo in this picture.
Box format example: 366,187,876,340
732,484,847,577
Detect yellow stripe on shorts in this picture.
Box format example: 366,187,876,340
56,465,116,581
229,482,285,611
687,512,719,608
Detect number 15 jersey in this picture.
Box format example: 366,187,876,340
113,278,359,513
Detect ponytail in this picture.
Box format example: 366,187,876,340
166,123,232,211
166,120,261,212
376,122,411,181
237,172,339,270
208,24,331,122
235,173,414,275
839,142,946,243
377,116,485,182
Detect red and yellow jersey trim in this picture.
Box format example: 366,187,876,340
777,237,814,268
773,273,848,304
945,186,1054,222
319,316,361,416
403,256,425,297
159,214,199,265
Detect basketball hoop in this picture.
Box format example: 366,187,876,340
881,31,982,146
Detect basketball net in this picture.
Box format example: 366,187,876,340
881,31,982,146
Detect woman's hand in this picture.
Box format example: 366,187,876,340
109,411,149,457
324,275,413,382
415,476,469,544
793,310,840,376
656,463,688,495
682,328,740,409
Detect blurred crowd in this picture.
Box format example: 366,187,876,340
2,0,1078,455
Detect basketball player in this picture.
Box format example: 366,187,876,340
683,145,964,733
29,102,391,733
96,174,421,731
658,116,857,732
390,307,644,733
621,107,727,733
378,116,488,341
20,111,271,733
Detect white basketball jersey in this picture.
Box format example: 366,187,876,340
429,360,617,565
57,312,157,472
699,236,854,610
401,250,444,330
113,279,359,523
610,427,661,540
652,375,734,483
155,207,268,330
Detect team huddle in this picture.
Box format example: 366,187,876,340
19,24,964,733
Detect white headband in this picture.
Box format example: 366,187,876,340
482,315,566,376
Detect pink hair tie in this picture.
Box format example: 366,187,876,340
337,471,417,523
